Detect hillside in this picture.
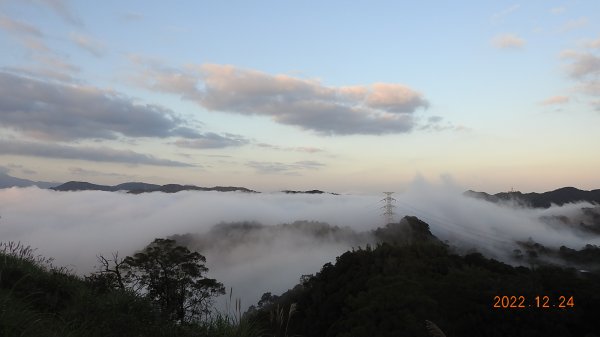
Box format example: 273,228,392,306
248,242,600,337
465,187,600,208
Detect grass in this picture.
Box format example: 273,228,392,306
0,241,272,337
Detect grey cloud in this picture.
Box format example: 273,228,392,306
173,132,250,149
561,50,600,79
3,65,78,83
561,49,600,109
0,139,193,167
69,167,135,179
4,163,37,175
0,72,200,140
133,63,429,136
247,160,325,175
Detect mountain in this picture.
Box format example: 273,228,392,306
0,171,59,189
51,181,115,191
114,182,160,191
51,181,258,193
282,189,340,195
465,187,600,208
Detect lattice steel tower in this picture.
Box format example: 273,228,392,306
381,192,396,224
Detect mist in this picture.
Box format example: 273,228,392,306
1,180,599,309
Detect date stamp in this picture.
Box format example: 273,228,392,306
493,295,574,309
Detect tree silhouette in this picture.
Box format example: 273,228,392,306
124,238,225,322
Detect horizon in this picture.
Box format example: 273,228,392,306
1,1,599,193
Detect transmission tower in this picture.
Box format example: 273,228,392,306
381,192,396,224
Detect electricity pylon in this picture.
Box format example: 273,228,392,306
381,192,396,224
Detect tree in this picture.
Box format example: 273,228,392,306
123,238,225,322
87,252,127,292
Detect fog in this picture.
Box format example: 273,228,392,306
1,180,599,309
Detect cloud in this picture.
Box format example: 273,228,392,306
68,167,135,179
561,50,600,79
0,15,49,52
69,32,105,57
585,36,600,49
0,71,201,141
132,62,430,136
1,181,599,310
492,34,526,49
256,143,324,154
0,139,193,167
122,12,144,22
294,147,324,153
560,46,600,110
173,132,250,149
561,17,588,32
30,0,82,26
2,163,37,175
540,95,570,106
0,15,43,37
0,15,82,81
247,160,325,175
491,4,520,23
0,19,80,82
550,7,566,15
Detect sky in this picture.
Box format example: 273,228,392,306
1,0,599,193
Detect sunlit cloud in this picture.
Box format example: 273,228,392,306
540,95,569,106
492,33,526,49
69,32,105,57
132,62,430,136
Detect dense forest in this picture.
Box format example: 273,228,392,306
1,217,600,336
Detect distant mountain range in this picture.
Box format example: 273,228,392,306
0,173,341,195
0,171,58,189
51,181,259,194
465,187,600,208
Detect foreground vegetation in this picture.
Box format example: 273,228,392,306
0,241,262,337
2,217,600,336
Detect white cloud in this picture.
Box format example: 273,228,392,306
173,133,250,149
492,33,526,49
561,17,588,32
491,4,520,23
246,160,325,175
